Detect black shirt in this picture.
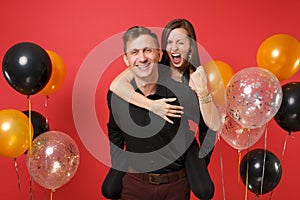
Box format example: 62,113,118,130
107,66,204,174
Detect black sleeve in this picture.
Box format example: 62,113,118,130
198,110,208,145
179,86,215,165
102,168,125,199
107,91,125,167
101,91,127,199
198,105,215,166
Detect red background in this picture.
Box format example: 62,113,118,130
0,0,300,199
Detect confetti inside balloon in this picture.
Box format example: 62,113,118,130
220,114,266,151
26,131,80,191
226,67,282,129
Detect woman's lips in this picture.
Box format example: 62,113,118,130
171,53,182,64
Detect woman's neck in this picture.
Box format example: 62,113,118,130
170,67,183,83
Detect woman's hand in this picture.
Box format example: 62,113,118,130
149,98,184,124
189,66,209,96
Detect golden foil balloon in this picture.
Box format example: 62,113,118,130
257,34,300,81
26,131,80,190
0,109,33,158
39,50,66,96
203,60,235,111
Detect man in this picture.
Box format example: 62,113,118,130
105,26,208,200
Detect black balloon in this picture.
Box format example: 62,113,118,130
274,82,300,133
240,149,282,195
2,42,52,95
23,110,49,140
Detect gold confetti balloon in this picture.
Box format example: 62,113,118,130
26,131,80,191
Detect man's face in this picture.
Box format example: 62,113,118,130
123,34,162,79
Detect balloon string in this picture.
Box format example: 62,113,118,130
260,126,268,195
245,158,249,200
269,161,282,200
220,152,226,200
269,190,273,200
50,189,53,200
238,150,241,184
46,118,49,130
28,97,32,154
217,126,221,141
44,95,50,132
260,149,266,195
14,158,21,192
281,132,289,156
244,129,251,200
263,126,268,150
44,95,49,107
30,176,33,200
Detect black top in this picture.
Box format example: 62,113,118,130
107,65,207,173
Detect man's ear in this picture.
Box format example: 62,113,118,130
123,54,130,66
158,49,163,62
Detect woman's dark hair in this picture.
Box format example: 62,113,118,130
160,19,201,83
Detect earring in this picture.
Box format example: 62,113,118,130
188,50,192,61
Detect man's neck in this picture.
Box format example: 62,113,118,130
134,69,158,97
137,83,157,97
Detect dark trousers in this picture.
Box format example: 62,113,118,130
121,172,190,200
185,139,214,199
102,139,214,200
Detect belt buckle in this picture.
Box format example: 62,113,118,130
148,173,160,185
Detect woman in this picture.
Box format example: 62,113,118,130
102,19,221,199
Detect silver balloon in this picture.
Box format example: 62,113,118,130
226,67,282,129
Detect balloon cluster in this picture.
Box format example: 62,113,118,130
0,42,78,193
2,42,66,97
211,33,300,196
218,33,300,148
256,34,300,134
219,66,283,155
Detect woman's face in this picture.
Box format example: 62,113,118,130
165,28,191,70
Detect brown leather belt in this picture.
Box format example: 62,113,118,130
129,168,186,185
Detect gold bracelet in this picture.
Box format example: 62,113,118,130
199,93,212,104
